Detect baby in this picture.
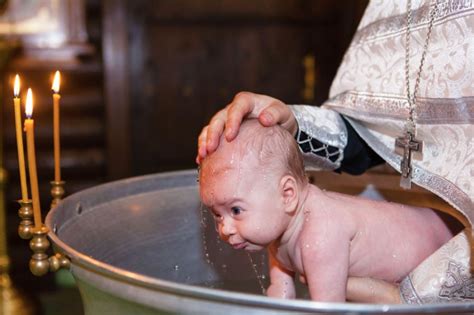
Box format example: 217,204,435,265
198,119,454,302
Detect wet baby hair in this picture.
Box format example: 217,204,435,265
201,119,306,187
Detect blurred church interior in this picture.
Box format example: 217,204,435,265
1,1,452,314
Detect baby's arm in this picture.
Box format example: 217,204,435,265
301,219,351,302
267,247,296,299
346,277,401,304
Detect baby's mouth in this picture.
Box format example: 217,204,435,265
231,242,247,250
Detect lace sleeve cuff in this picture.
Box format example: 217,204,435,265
290,105,348,171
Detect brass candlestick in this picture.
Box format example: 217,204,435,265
17,199,33,239
17,181,70,276
16,191,70,276
0,257,34,315
29,225,70,277
50,180,65,209
1,169,34,315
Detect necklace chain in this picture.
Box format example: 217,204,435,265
404,0,438,132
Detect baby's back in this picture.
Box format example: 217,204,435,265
330,192,453,283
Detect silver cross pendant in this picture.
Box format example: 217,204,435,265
395,131,423,189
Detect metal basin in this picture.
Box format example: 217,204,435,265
45,169,474,314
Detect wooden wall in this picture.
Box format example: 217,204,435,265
104,0,368,177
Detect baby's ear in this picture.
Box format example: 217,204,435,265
280,175,298,214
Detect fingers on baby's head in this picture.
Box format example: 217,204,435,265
200,119,304,183
202,119,259,161
200,119,262,176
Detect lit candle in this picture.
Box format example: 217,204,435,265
13,74,29,201
24,88,42,229
52,70,61,182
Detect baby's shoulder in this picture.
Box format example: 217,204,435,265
299,190,358,238
305,195,355,228
300,207,353,245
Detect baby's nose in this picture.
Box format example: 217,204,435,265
220,219,236,237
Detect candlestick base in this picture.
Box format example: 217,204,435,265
17,200,33,240
29,225,70,276
29,226,50,276
0,256,35,315
50,180,66,209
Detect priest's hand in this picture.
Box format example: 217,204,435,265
197,91,297,163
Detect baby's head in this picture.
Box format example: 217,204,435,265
199,119,306,251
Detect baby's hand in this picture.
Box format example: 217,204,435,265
266,282,296,299
267,247,296,299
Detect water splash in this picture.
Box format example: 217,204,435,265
200,202,214,267
247,252,266,295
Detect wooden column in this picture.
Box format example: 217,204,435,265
102,0,131,179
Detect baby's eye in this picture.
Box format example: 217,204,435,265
230,206,242,216
212,213,223,222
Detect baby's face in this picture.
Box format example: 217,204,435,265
200,158,290,252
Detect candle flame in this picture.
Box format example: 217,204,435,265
14,74,20,97
25,88,33,118
52,70,61,93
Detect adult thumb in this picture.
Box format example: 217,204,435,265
259,103,290,125
259,103,296,135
